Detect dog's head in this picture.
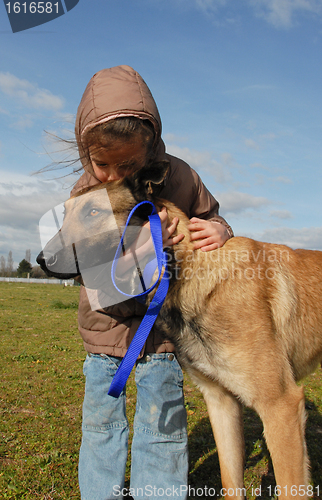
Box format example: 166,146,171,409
36,161,169,280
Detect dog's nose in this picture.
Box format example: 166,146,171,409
36,251,51,272
36,251,44,266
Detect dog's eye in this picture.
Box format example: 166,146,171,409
90,209,99,217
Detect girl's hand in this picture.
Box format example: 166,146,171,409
188,217,229,252
158,207,185,248
138,207,184,253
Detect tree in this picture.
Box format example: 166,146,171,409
25,249,31,263
17,259,32,278
30,265,47,279
0,256,6,276
7,251,14,276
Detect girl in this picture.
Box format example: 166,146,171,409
71,65,233,500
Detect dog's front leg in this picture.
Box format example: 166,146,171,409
191,375,245,500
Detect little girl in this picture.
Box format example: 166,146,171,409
71,65,233,500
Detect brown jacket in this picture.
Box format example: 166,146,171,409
72,65,233,356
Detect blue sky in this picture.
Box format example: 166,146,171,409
0,0,322,266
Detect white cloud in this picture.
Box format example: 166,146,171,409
0,106,10,115
163,133,188,144
54,112,75,124
250,164,292,184
193,0,322,27
273,176,292,184
0,72,64,111
0,170,77,264
243,129,281,152
260,132,277,141
217,190,271,215
249,0,322,28
195,0,227,11
0,179,69,228
165,143,235,183
223,84,277,95
221,152,237,166
258,226,322,250
270,209,293,219
245,138,260,150
10,116,34,131
251,162,270,171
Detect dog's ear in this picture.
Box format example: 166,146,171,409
125,161,169,200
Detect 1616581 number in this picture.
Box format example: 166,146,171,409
267,485,320,497
5,2,60,14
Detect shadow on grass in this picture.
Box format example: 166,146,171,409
188,416,221,492
187,399,322,499
305,399,322,494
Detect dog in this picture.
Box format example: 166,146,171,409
37,163,322,500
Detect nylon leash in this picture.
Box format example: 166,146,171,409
108,201,169,398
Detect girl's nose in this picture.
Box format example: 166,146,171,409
106,170,122,181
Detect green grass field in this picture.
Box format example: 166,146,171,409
1,282,321,499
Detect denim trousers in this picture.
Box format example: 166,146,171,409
78,353,189,500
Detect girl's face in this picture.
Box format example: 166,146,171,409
88,139,148,183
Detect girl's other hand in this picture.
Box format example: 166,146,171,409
188,217,229,252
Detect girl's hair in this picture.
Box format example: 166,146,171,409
36,117,157,178
82,117,156,158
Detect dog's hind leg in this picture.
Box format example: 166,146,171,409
191,375,245,500
255,383,309,500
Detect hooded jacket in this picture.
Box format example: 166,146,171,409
72,65,233,356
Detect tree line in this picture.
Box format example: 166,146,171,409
0,249,47,279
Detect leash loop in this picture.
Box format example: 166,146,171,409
108,201,170,398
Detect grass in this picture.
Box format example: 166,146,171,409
0,282,321,499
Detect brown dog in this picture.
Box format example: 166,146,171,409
37,163,322,500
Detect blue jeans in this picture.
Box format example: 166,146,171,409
78,353,188,500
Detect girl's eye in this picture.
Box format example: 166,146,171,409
90,209,99,216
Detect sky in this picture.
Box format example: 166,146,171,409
0,0,322,267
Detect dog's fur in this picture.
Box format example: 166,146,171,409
37,164,322,499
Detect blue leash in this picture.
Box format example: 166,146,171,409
108,201,169,398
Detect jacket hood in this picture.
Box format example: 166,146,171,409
75,65,164,177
